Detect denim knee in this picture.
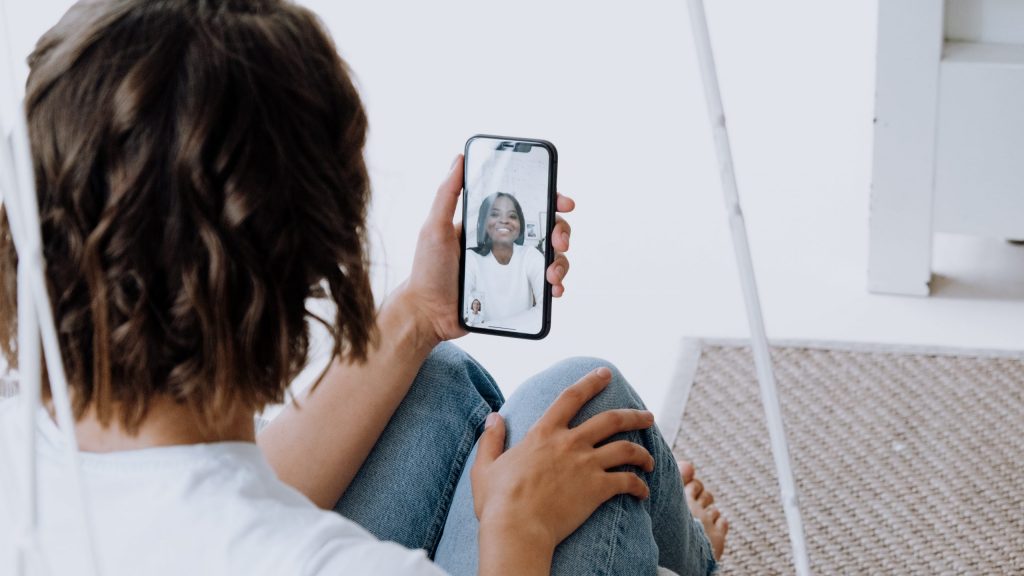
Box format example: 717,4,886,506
509,356,647,426
415,342,504,411
419,341,471,376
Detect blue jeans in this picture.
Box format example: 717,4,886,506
333,343,716,575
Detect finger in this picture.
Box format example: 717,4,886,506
593,440,655,472
556,193,575,213
453,221,463,240
685,478,704,501
474,413,506,468
538,367,613,429
602,471,650,501
699,488,714,507
429,154,464,224
551,216,571,252
546,254,570,290
575,409,653,446
678,460,696,485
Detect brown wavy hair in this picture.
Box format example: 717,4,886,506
0,0,376,433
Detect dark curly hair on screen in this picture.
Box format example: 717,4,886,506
0,0,377,434
471,192,526,257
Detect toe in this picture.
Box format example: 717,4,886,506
709,507,721,523
677,460,696,484
699,489,714,507
685,479,704,500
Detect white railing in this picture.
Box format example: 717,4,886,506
686,1,810,573
0,0,100,573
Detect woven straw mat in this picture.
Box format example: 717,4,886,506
668,342,1023,575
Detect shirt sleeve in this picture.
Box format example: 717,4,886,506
525,246,545,307
464,250,479,303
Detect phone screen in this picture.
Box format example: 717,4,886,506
460,135,557,339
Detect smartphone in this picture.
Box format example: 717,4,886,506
459,135,558,339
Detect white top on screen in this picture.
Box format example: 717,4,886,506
465,244,545,331
0,399,446,576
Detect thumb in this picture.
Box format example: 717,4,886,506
429,154,464,224
475,412,506,467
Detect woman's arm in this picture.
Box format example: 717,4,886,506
258,158,470,508
259,155,576,509
257,288,438,508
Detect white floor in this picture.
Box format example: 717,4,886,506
5,1,1023,419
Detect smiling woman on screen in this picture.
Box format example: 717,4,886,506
465,192,544,328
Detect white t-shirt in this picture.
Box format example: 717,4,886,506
465,244,544,328
465,309,485,327
0,399,446,576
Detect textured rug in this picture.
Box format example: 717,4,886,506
663,340,1024,575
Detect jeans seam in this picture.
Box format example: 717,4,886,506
424,399,491,557
596,497,626,576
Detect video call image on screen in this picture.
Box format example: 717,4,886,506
463,138,550,335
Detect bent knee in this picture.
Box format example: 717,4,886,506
419,341,474,378
556,356,620,379
416,342,503,408
514,356,645,415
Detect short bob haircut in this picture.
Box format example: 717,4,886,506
0,0,376,433
472,192,526,257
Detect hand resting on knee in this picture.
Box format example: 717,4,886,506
470,367,655,576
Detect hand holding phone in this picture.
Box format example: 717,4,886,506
459,135,558,339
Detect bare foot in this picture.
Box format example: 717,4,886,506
679,460,728,561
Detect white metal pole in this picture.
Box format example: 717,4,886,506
684,1,811,574
1,2,100,574
1,5,41,571
15,258,41,575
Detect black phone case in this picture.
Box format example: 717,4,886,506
458,134,558,340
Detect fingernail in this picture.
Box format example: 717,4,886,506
596,367,611,378
449,155,460,170
555,265,565,278
485,412,499,429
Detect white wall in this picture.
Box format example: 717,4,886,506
308,0,1022,405
946,0,1024,43
309,0,889,397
